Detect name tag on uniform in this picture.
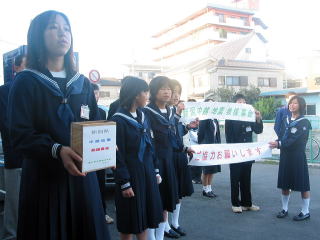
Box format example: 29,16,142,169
80,105,90,120
246,126,252,132
291,127,297,134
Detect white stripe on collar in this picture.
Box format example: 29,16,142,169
113,111,145,125
24,69,60,90
287,116,306,125
145,106,173,121
144,106,166,121
24,69,81,90
66,72,81,88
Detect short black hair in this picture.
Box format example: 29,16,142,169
188,98,196,102
170,79,182,94
14,54,26,67
204,98,214,102
288,96,306,115
119,76,149,109
149,76,172,103
91,83,100,91
233,93,246,103
26,10,75,76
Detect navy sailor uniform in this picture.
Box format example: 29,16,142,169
198,119,221,174
8,69,110,240
172,109,194,199
144,103,179,212
112,108,163,234
277,116,311,192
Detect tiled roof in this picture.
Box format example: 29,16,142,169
209,32,255,59
218,59,285,70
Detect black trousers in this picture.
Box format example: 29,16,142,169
229,162,253,207
96,169,106,214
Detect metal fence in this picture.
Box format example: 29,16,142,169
263,117,320,164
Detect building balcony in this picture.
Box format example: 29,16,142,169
153,12,253,48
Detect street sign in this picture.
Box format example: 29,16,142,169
89,69,100,83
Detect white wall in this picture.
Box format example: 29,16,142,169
211,68,284,92
236,34,267,62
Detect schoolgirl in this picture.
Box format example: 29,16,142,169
269,96,312,221
7,10,109,239
144,76,180,240
111,76,163,239
164,79,195,238
198,99,221,198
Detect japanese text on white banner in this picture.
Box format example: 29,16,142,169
189,142,272,166
181,102,256,122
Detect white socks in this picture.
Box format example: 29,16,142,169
164,220,171,232
172,203,181,228
281,194,310,215
203,185,212,193
281,194,290,212
155,222,166,240
147,228,156,240
301,198,310,215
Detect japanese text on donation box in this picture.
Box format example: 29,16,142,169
82,125,116,172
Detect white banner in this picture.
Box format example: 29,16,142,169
189,142,272,166
181,102,256,122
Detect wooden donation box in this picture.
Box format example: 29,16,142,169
71,121,116,172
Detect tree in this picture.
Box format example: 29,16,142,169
205,85,261,104
254,97,282,120
237,85,261,105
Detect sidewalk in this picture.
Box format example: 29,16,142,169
107,163,320,240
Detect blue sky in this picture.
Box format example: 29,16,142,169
0,0,319,82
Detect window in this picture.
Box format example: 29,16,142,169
315,77,320,85
217,14,225,23
239,76,248,86
218,76,225,86
245,48,251,54
306,105,316,115
269,78,277,87
148,72,155,79
240,17,249,26
225,76,248,86
219,29,227,38
100,91,110,98
258,77,277,87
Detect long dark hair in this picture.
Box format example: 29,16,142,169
288,96,306,115
26,10,76,76
119,76,149,110
149,76,172,103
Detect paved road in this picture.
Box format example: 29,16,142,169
106,163,320,240
1,163,319,239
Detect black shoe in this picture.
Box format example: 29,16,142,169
171,225,186,236
293,212,310,221
210,191,218,198
164,229,180,238
202,191,215,198
276,210,288,218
